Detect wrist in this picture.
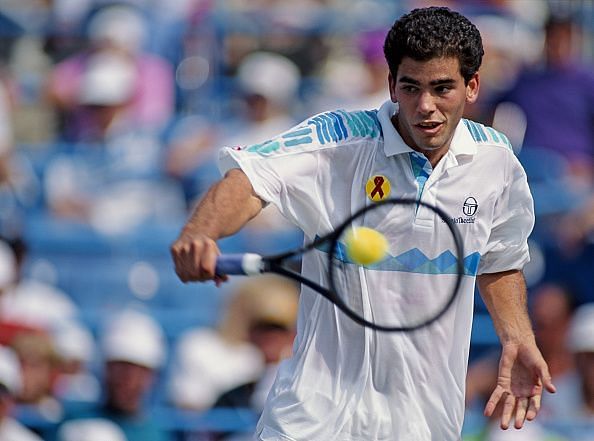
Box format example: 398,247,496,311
501,332,536,346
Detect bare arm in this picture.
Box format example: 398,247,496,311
478,270,556,430
478,270,533,344
171,168,264,283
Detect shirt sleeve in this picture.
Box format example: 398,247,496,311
478,152,535,274
217,121,324,237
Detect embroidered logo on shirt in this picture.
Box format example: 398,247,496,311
463,197,478,216
441,196,479,225
366,175,391,201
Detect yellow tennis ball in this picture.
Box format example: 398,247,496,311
344,227,389,266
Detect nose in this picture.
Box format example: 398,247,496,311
417,91,436,115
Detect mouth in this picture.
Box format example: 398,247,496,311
414,121,443,135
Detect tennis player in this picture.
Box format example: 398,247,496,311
171,7,555,440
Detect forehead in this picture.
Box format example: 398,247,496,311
395,56,463,83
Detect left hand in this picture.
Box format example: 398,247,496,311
484,338,556,430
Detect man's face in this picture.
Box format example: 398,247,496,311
389,56,479,158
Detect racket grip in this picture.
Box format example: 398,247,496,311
216,253,264,276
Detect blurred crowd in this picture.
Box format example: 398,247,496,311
0,0,594,439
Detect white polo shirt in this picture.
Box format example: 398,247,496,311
218,101,534,441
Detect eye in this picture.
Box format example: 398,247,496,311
435,85,452,94
400,85,418,93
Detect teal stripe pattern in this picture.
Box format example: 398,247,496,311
307,110,382,145
315,238,481,276
409,152,432,202
463,119,513,150
244,109,382,156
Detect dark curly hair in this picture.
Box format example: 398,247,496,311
384,7,484,84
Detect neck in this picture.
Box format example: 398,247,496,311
420,148,447,169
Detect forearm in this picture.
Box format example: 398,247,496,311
477,270,534,345
181,168,264,240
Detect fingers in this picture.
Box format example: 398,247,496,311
486,389,544,431
513,397,529,429
540,370,556,394
525,393,541,421
500,393,516,430
484,385,504,417
171,235,221,283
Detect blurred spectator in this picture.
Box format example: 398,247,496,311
165,51,301,213
353,30,391,109
492,14,594,189
530,284,576,381
45,3,175,142
490,13,594,303
41,130,187,234
313,29,389,112
0,67,41,234
51,320,100,404
213,276,298,440
466,12,542,124
59,308,170,441
163,114,221,206
52,50,139,143
41,14,185,233
556,196,594,255
167,278,293,411
9,332,63,424
557,303,594,420
42,145,187,234
0,237,78,334
215,276,298,410
225,51,301,149
0,345,42,440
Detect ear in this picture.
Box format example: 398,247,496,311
465,73,480,104
388,72,398,103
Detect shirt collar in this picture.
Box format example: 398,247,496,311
378,100,477,159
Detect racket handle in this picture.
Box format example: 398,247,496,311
216,253,264,276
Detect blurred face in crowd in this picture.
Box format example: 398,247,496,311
18,352,54,403
105,361,154,414
11,334,55,404
545,21,575,67
389,56,479,164
531,285,573,357
249,323,295,365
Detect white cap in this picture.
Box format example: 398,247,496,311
0,345,22,395
0,240,16,289
2,280,77,329
101,309,165,369
568,303,594,353
78,52,137,106
58,418,127,441
87,5,147,54
52,320,95,363
237,52,300,106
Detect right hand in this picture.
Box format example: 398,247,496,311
170,232,228,285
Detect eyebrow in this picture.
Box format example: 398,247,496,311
398,76,457,86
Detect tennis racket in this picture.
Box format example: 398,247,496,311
216,198,464,332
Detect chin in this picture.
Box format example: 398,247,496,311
416,143,443,152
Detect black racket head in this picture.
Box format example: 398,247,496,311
326,198,464,332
